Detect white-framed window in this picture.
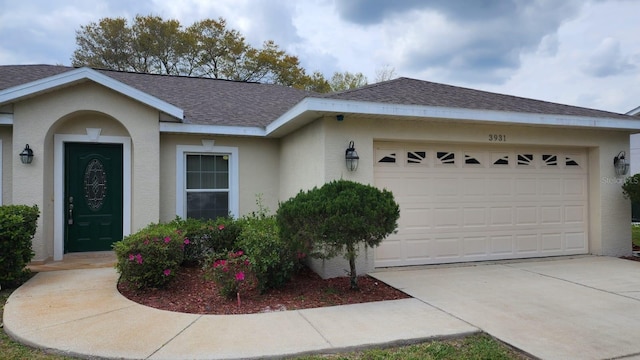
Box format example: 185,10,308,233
176,144,238,219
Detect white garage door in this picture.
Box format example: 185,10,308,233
374,143,589,267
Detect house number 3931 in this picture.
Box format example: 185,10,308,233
488,134,507,142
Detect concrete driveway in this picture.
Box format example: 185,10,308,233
371,256,640,360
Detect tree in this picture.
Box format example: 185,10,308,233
277,180,400,290
72,15,324,90
72,17,134,71
329,71,368,92
374,64,397,83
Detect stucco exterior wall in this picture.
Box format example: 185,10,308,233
292,115,632,278
279,119,326,201
159,134,281,222
12,82,161,261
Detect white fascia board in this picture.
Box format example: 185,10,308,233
0,113,12,125
628,106,640,116
0,67,184,120
267,97,640,134
160,122,265,136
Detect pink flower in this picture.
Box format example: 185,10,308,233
135,253,143,264
236,250,244,256
128,254,134,261
244,259,250,266
213,259,226,268
183,238,190,245
164,236,171,244
163,269,171,276
218,224,225,230
144,240,149,245
235,272,245,281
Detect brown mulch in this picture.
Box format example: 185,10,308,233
118,266,410,315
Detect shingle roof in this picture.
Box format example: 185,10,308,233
0,65,632,128
0,65,314,127
323,77,631,120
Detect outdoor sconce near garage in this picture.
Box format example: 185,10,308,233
614,151,629,176
19,144,34,164
345,141,359,172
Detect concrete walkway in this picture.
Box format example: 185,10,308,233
4,256,640,359
3,267,476,359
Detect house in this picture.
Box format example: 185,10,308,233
1,64,639,278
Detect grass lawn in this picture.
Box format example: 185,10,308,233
633,224,640,248
1,285,529,360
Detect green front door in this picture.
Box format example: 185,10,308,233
65,143,123,252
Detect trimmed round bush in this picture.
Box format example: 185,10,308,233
277,179,399,290
113,223,187,289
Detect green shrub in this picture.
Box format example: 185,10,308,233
277,180,400,290
622,174,640,202
113,223,186,289
170,216,242,266
237,199,303,292
204,250,255,299
0,205,39,287
206,217,243,254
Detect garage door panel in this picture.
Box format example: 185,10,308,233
541,233,562,251
566,232,587,250
462,177,486,197
434,237,461,259
402,207,432,232
565,205,586,223
490,235,514,254
375,143,588,267
491,207,514,226
516,207,538,225
405,238,432,261
488,178,514,197
463,208,487,227
540,178,563,195
564,178,587,196
434,208,461,228
434,177,459,198
516,234,539,253
463,236,489,256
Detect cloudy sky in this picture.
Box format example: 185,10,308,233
1,0,638,114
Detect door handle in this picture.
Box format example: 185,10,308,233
68,197,74,225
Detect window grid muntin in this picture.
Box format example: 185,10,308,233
185,153,230,220
186,154,229,190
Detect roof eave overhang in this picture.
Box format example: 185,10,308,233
0,67,184,121
264,98,640,137
159,123,265,136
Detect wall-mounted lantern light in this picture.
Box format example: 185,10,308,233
19,144,34,164
345,140,359,172
614,151,629,176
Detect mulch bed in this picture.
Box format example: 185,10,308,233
118,265,410,315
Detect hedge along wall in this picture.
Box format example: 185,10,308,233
0,205,39,287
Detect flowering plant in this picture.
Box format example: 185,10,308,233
114,223,186,289
205,250,255,299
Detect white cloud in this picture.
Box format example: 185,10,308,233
582,38,637,77
0,0,639,113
